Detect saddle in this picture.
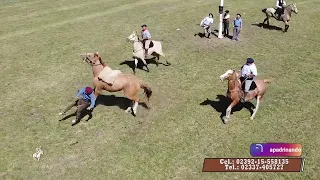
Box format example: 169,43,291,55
98,66,122,86
274,7,285,20
142,40,154,49
240,77,257,91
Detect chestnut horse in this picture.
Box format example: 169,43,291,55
219,69,271,123
81,52,152,116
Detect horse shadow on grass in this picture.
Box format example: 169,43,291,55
200,95,255,123
120,57,170,73
252,23,283,31
96,94,149,116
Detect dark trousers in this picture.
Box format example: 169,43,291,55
223,21,229,36
63,98,90,120
232,27,241,41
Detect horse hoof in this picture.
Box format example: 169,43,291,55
250,117,254,120
222,117,228,123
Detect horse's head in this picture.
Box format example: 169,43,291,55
127,31,138,42
80,52,101,66
219,69,240,81
289,3,298,14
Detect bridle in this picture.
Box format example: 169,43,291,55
84,54,102,66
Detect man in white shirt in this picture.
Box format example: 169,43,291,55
240,58,258,102
275,0,286,19
200,13,214,38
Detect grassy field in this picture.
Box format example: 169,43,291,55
1,0,319,179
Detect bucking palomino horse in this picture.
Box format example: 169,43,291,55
262,3,298,32
219,69,271,123
81,52,152,116
127,31,170,74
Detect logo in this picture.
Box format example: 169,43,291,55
250,143,302,157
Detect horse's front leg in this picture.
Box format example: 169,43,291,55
284,21,289,32
222,100,238,124
141,58,149,72
263,17,268,25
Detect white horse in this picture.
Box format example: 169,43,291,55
126,31,170,73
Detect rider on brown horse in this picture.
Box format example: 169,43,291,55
240,58,258,102
141,24,152,58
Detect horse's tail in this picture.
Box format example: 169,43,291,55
156,41,165,57
262,8,267,13
140,81,152,101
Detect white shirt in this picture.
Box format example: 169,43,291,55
241,63,258,77
276,0,286,8
201,17,214,26
223,13,230,19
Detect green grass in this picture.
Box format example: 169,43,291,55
0,0,319,179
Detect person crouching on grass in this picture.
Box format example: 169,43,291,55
59,87,96,125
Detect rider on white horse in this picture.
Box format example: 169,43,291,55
141,24,152,58
275,0,286,19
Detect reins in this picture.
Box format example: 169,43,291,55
131,35,144,53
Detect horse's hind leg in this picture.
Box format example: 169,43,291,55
125,101,133,113
250,96,261,120
133,58,138,74
130,96,140,116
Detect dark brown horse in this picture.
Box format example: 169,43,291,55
262,3,298,32
219,69,271,123
81,52,152,116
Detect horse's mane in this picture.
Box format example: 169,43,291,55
98,57,106,67
230,70,238,80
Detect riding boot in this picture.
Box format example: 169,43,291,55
207,33,211,39
241,92,247,103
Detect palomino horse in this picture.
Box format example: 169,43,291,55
126,31,170,73
81,52,152,116
262,3,298,32
219,69,271,123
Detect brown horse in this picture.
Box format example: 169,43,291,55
81,52,152,116
262,3,298,32
219,69,271,123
